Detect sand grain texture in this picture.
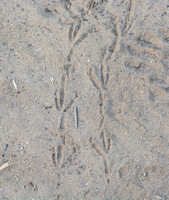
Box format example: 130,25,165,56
0,0,169,199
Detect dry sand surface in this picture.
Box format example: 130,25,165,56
0,0,169,199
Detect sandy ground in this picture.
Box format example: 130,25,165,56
0,0,169,199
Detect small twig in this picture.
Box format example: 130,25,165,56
49,76,54,85
12,79,20,93
12,79,18,90
0,162,9,172
28,181,38,191
74,106,78,128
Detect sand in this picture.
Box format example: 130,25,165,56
0,0,169,199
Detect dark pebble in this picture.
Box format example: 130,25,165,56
4,144,9,151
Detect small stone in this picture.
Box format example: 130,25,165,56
143,172,148,177
4,144,8,151
45,8,52,13
66,3,71,9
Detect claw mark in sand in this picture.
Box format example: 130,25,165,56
75,32,88,46
110,17,121,61
100,47,110,86
54,74,67,112
54,74,78,130
69,21,82,42
124,0,136,35
90,137,110,176
52,147,57,167
57,145,62,164
89,68,102,90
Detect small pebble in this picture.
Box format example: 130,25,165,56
4,144,8,151
66,3,71,9
143,172,148,177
